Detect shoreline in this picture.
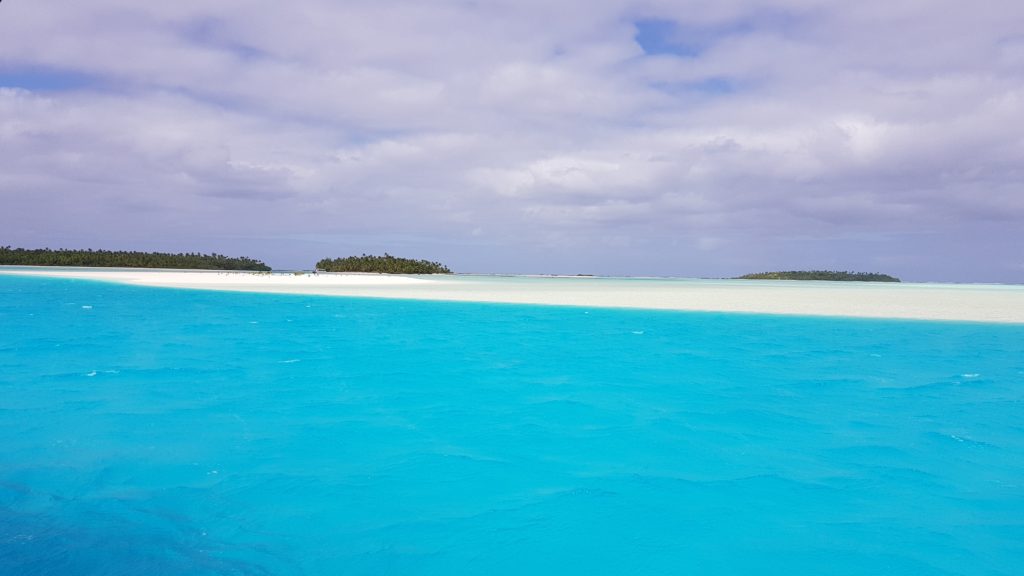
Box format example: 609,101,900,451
3,266,1024,323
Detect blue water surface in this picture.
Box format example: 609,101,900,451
1,275,1023,575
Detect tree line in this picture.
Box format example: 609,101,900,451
0,247,271,271
736,270,900,282
2,247,900,280
316,253,452,274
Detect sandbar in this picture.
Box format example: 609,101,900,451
2,267,1023,323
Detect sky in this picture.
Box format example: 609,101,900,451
1,1,1023,281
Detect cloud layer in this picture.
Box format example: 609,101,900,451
2,0,1023,280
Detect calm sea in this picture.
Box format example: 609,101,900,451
1,275,1023,575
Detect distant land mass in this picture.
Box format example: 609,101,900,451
316,254,452,274
0,247,271,271
736,270,901,282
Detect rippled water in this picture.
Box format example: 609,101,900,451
1,275,1023,575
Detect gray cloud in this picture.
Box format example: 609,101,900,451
1,1,1022,280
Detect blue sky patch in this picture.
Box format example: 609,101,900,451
634,19,703,57
635,11,802,58
0,67,97,92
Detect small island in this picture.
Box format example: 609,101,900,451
316,253,452,274
0,247,271,271
736,270,901,282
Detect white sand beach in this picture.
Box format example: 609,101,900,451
3,267,1023,323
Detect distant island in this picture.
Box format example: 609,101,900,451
316,253,452,274
736,270,901,282
0,247,271,271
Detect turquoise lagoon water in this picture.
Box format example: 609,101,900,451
1,275,1023,575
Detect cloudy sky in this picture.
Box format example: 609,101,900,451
1,1,1022,280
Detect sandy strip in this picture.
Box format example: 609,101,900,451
3,267,1024,323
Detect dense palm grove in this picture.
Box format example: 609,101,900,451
737,271,900,282
0,247,271,271
316,253,452,274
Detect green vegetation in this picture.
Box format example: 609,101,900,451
736,270,901,282
316,253,452,274
0,246,271,271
